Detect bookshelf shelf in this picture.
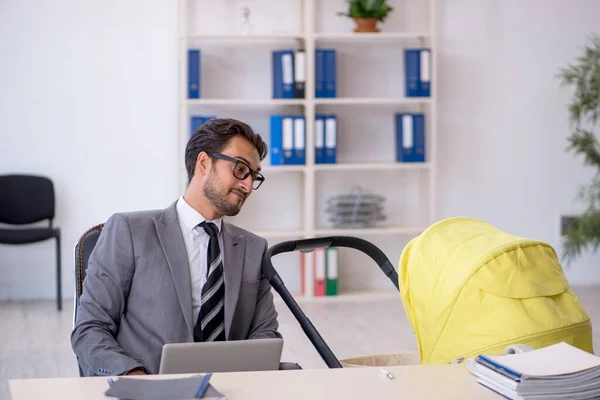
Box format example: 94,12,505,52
314,226,425,236
252,230,306,238
314,97,430,106
262,163,430,173
185,34,305,42
179,0,436,299
187,98,428,107
261,165,306,173
314,32,430,43
251,226,427,242
186,99,306,107
314,162,431,171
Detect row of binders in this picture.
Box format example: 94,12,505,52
187,47,431,99
190,113,426,164
270,114,337,165
270,112,426,165
300,248,338,297
272,48,431,99
272,49,336,98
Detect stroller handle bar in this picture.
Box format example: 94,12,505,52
262,236,399,369
264,236,399,289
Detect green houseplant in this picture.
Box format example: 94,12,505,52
338,0,393,33
557,34,600,264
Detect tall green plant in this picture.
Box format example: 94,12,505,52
557,34,600,264
338,0,393,22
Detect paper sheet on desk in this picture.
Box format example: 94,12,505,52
104,374,226,400
481,342,600,377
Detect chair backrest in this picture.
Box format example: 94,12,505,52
73,223,104,377
74,224,104,312
0,174,55,225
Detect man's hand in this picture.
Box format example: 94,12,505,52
126,368,146,376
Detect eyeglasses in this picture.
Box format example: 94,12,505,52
210,152,265,190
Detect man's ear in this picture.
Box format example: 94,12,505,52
195,152,212,176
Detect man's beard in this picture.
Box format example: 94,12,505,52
203,172,245,217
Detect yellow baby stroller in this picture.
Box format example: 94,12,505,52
398,216,594,364
263,217,593,368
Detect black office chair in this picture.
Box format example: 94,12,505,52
0,174,63,311
73,223,301,373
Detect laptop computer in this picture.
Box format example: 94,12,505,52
158,338,284,374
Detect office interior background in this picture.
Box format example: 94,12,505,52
1,0,600,397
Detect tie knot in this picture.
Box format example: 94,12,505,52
199,221,219,238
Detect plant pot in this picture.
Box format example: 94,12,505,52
353,18,380,33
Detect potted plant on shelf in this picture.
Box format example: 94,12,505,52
557,34,600,265
338,0,394,33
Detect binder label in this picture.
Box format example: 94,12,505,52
315,119,324,148
402,115,413,149
282,53,293,85
421,50,431,83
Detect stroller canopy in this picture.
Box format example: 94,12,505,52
398,217,594,364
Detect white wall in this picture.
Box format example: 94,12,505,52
436,0,600,285
0,0,180,300
1,0,599,301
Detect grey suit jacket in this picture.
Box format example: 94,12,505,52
71,202,281,376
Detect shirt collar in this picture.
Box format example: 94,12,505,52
176,195,223,233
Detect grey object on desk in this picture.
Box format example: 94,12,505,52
159,338,284,374
104,374,225,400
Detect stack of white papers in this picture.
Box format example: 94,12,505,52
466,342,600,399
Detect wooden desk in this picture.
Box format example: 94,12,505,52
9,364,501,399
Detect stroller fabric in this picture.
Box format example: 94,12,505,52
398,217,594,364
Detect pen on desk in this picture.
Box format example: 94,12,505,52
195,372,213,399
380,368,394,380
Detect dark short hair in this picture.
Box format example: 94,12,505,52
185,118,268,182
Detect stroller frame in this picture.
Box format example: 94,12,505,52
262,236,399,369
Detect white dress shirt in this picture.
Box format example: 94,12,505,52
176,196,223,327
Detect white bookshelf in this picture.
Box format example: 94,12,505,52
178,0,436,300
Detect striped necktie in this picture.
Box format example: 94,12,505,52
193,221,226,342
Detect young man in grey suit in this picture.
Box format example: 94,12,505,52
71,118,281,376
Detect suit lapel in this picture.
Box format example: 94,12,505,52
222,221,244,340
154,202,193,337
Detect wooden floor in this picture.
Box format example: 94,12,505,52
2,286,600,400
